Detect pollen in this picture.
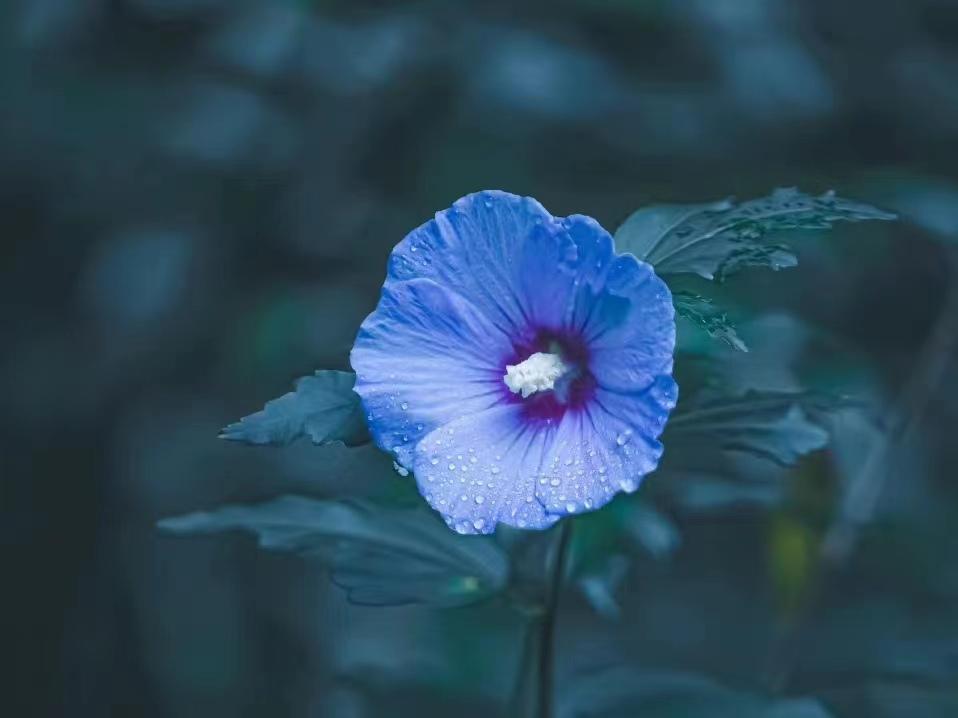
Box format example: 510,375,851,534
503,352,571,398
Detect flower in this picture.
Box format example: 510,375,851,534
350,191,677,534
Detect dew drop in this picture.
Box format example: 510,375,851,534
448,463,457,471
475,495,485,505
473,518,486,530
565,502,577,513
615,430,633,447
550,478,561,487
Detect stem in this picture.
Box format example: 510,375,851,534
537,520,573,718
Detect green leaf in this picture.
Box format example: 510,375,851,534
673,290,748,352
560,666,833,718
615,188,895,279
219,369,369,447
159,496,509,608
665,391,831,466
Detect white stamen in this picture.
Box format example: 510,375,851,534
504,352,571,398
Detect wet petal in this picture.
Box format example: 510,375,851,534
351,278,512,467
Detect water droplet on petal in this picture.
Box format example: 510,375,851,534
475,495,485,504
566,502,577,513
616,430,633,447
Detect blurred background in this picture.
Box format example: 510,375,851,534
4,0,958,716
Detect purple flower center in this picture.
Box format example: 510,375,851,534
503,327,596,421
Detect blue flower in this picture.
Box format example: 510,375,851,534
351,191,677,534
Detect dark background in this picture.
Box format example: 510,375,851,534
4,0,958,716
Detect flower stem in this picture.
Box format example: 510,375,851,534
536,520,573,718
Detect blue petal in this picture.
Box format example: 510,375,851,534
350,278,511,467
411,404,560,534
532,376,678,517
588,253,677,393
387,190,580,335
411,376,677,534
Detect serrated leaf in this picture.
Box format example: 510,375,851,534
159,496,509,607
560,666,833,718
665,391,831,466
219,369,369,447
615,188,895,279
673,290,748,352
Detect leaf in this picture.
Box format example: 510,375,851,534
560,666,833,718
159,496,509,608
665,391,831,466
673,290,748,352
219,369,369,447
615,188,895,280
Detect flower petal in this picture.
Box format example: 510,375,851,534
350,278,512,467
387,190,580,336
533,376,678,516
411,404,560,534
410,375,676,533
586,253,677,393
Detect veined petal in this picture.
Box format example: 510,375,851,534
531,375,677,519
387,190,579,337
411,404,559,534
351,278,512,468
